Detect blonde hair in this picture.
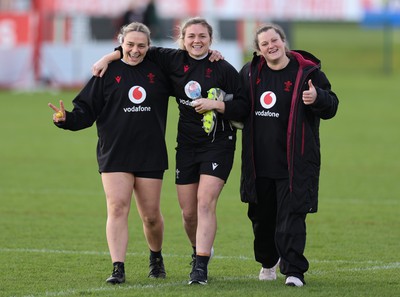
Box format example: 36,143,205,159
176,17,213,50
118,22,151,45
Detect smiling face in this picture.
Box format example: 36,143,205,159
257,28,287,66
121,31,149,66
183,23,212,59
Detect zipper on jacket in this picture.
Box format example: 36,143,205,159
301,121,305,156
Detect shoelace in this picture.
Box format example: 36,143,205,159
112,267,124,277
149,258,164,272
190,254,196,267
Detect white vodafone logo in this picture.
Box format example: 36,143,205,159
128,86,146,104
260,91,276,109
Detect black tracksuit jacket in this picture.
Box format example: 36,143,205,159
237,50,339,213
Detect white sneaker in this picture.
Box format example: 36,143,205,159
285,276,304,287
259,260,279,281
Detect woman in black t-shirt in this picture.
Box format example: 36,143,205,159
49,22,172,284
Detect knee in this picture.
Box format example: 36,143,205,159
107,200,130,219
142,213,162,228
197,199,215,216
182,210,197,225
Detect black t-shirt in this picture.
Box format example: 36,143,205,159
253,58,299,178
58,59,172,173
146,47,240,151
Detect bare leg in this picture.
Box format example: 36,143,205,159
176,183,199,247
134,177,164,252
102,172,134,263
195,175,224,255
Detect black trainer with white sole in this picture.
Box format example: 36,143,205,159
148,257,166,278
106,263,125,284
189,267,208,285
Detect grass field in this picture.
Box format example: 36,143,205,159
0,22,399,297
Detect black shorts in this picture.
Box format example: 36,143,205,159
135,170,164,179
175,148,234,184
99,170,165,179
99,170,164,179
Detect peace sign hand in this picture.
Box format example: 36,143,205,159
48,100,66,123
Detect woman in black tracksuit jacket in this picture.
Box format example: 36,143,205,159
236,23,339,287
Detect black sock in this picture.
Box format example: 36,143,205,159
150,249,162,260
192,246,196,255
195,255,210,272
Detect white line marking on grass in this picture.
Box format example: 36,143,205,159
308,262,400,276
311,259,396,265
17,261,400,297
3,247,399,297
1,248,398,267
0,248,111,256
337,262,400,272
18,276,264,297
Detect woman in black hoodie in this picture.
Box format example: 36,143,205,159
237,23,339,287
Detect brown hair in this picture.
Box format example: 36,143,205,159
254,23,290,53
